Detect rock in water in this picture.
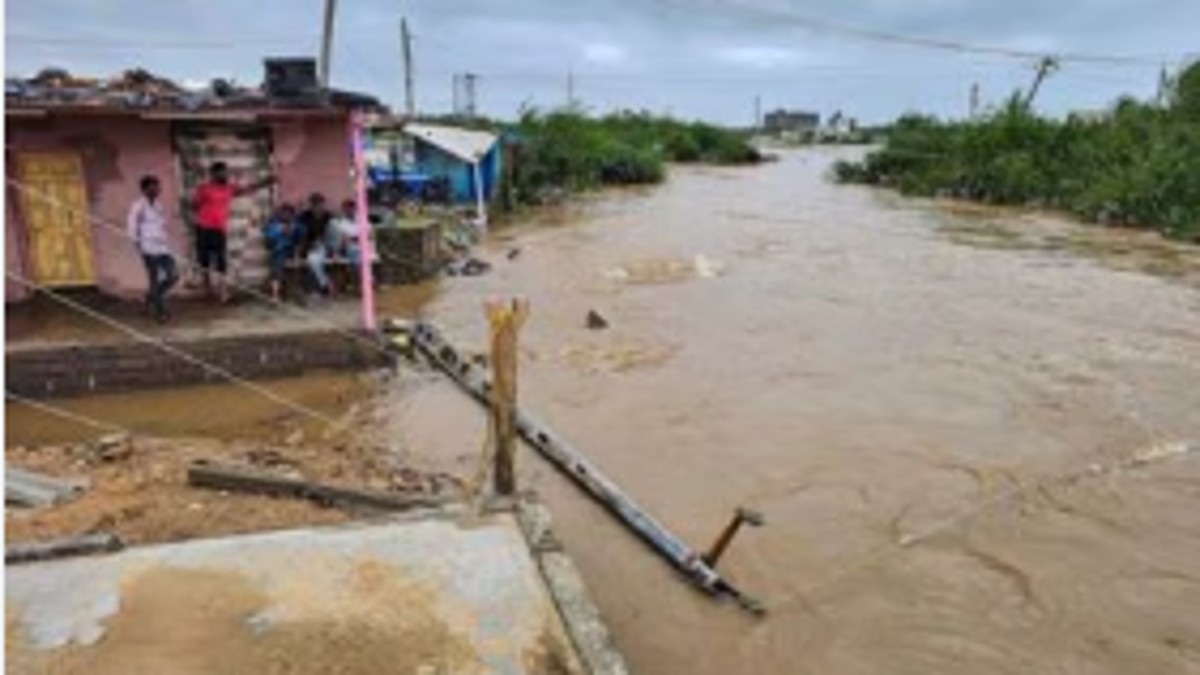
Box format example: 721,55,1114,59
586,310,609,330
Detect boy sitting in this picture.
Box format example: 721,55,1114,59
261,203,297,302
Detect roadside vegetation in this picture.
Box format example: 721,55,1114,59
420,109,761,208
834,61,1200,241
506,110,762,204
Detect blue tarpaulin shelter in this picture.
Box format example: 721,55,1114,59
404,123,501,207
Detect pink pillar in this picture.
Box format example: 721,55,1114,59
350,110,376,331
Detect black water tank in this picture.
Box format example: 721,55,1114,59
264,58,319,98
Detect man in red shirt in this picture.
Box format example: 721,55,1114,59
191,161,275,303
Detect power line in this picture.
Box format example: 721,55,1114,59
644,0,1179,66
5,390,129,435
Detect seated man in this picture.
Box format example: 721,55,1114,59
331,198,379,290
335,198,376,265
296,193,334,295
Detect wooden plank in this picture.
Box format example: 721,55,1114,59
186,460,453,512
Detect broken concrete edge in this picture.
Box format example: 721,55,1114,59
3,506,470,570
6,532,124,565
4,493,631,672
514,494,633,675
6,328,398,400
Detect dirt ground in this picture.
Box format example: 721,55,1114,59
6,431,464,547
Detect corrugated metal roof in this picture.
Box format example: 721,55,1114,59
404,123,497,163
5,67,381,116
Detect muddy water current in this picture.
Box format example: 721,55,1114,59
376,149,1200,674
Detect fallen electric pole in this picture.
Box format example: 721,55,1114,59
404,320,765,615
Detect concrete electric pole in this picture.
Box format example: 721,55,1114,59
401,18,415,116
463,72,479,118
567,68,576,109
319,0,338,88
969,82,980,119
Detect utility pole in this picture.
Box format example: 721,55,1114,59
969,82,980,119
754,95,762,131
401,18,415,117
452,74,460,115
1157,64,1171,106
463,72,479,118
567,68,576,108
319,0,338,88
1022,56,1060,110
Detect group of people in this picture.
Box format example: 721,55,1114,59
262,194,365,302
126,160,367,323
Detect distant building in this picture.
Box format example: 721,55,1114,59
820,110,859,140
762,109,820,140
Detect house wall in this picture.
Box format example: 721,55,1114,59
5,116,179,301
6,196,28,302
269,116,353,207
5,113,353,302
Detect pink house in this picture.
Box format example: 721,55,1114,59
5,67,379,302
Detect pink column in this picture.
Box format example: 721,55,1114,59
349,110,376,331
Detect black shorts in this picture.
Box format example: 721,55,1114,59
195,228,228,274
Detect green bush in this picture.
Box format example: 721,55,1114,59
506,110,759,204
835,63,1200,241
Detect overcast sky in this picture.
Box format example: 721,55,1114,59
6,0,1198,124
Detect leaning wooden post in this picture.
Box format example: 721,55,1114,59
486,298,528,496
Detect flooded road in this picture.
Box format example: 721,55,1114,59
380,149,1200,674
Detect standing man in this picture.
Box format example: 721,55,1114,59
191,160,275,303
127,175,179,324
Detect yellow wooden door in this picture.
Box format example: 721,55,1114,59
16,152,96,286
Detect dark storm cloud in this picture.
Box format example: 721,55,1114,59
6,0,1197,123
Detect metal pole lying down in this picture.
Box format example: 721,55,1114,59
407,321,765,615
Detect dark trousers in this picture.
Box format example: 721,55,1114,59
141,253,179,319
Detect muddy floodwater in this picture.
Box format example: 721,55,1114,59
378,149,1200,674
6,148,1198,674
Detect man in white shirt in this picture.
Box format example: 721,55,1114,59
127,175,178,323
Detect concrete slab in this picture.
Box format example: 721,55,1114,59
6,511,602,674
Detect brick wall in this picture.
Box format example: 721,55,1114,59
6,330,394,399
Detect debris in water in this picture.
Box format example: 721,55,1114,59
1126,440,1197,467
586,309,610,330
603,254,725,284
693,254,724,278
446,257,492,277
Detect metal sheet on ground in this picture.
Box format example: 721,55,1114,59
7,515,584,675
